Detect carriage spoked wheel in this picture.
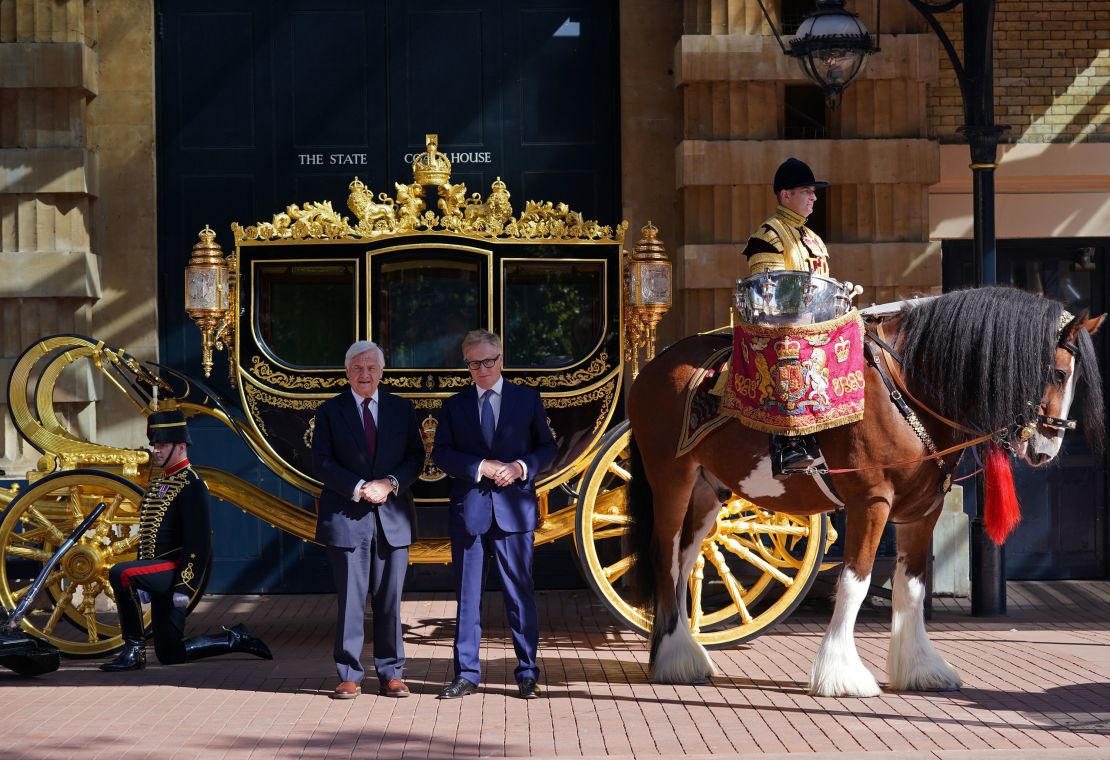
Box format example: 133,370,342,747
575,420,833,649
0,470,200,657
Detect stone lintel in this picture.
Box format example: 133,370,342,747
674,33,938,86
676,138,938,188
0,42,98,95
0,250,102,298
679,241,941,290
0,148,98,196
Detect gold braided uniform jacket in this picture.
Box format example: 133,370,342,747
742,205,829,275
137,465,211,598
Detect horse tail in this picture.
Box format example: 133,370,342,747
626,433,656,611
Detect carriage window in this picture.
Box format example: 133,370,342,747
255,262,355,368
504,261,604,368
373,256,483,368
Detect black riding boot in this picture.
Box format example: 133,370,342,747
771,434,816,480
99,637,147,672
183,624,272,662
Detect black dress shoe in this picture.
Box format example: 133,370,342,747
517,677,541,699
771,435,815,480
438,676,478,699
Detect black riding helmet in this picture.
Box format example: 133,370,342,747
147,409,191,445
773,157,829,194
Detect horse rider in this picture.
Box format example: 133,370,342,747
99,407,272,671
741,157,829,478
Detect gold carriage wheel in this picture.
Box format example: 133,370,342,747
575,421,831,649
0,470,153,656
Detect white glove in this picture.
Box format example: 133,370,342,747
172,593,189,609
137,589,151,604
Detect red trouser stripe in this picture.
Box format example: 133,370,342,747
119,561,177,588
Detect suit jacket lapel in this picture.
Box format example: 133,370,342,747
464,385,486,450
340,390,372,458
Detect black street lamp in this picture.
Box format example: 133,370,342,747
756,0,878,110
757,0,1008,615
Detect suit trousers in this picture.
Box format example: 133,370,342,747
108,559,188,665
450,523,539,685
326,512,408,685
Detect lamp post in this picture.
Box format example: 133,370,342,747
756,0,1008,615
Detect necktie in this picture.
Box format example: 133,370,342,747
480,389,495,448
361,397,377,460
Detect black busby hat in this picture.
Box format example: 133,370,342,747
147,409,192,445
773,157,829,193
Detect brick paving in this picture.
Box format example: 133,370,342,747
3,581,1110,759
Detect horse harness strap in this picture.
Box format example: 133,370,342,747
862,336,955,491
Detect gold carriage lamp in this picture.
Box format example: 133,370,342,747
624,222,672,380
184,225,233,378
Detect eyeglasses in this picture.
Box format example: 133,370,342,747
465,354,501,371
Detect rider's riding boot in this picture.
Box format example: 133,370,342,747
99,637,147,671
771,434,815,480
183,623,273,662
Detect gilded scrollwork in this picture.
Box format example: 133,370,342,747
411,398,444,410
540,381,615,411
244,384,326,437
249,356,345,390
384,376,428,389
511,354,610,388
232,135,626,244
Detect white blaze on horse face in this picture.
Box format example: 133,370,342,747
1029,352,1078,464
738,455,786,499
809,568,881,697
887,560,961,692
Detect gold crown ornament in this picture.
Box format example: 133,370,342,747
412,134,453,186
834,334,852,363
774,336,802,361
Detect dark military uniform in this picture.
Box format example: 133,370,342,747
742,205,830,276
100,408,270,671
107,460,210,664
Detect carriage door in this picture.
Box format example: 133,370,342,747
943,239,1109,579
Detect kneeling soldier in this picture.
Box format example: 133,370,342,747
99,407,272,671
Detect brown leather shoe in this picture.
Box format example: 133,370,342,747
378,678,411,698
331,680,361,699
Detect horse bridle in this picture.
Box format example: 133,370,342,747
865,307,1081,462
1036,309,1080,433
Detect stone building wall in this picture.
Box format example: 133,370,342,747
0,0,156,479
928,2,1110,143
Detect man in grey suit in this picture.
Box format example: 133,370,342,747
312,340,423,699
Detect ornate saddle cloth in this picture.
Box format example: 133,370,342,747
676,342,732,458
721,310,866,436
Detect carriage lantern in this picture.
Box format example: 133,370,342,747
624,222,672,379
184,225,233,378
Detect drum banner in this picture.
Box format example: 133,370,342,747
722,309,865,435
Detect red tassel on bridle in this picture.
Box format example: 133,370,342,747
984,443,1021,544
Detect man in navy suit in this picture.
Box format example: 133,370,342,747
313,341,423,699
433,330,557,699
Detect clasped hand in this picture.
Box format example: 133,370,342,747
359,479,393,505
480,459,523,487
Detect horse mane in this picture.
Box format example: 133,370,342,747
1074,322,1105,451
898,287,1059,434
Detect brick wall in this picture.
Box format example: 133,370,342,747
928,2,1110,143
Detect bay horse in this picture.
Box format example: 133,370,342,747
627,287,1104,697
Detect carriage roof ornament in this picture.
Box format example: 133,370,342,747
412,133,453,186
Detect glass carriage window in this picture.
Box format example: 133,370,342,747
504,261,603,368
373,256,483,368
255,262,355,368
